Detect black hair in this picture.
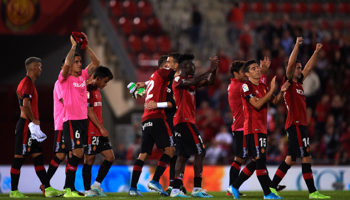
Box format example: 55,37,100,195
93,66,114,80
243,60,257,73
25,57,41,67
178,54,195,64
158,55,168,68
230,60,245,76
169,52,181,63
74,53,81,58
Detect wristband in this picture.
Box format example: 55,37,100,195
157,102,168,108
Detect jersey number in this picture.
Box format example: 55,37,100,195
302,137,309,147
92,136,99,145
259,137,267,147
145,80,155,101
75,130,80,139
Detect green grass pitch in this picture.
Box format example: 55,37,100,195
0,191,349,199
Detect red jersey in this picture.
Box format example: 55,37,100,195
142,67,174,122
241,80,268,135
172,75,196,126
228,78,244,131
283,75,307,129
16,76,39,119
87,85,103,136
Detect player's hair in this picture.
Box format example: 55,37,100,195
169,52,181,63
230,60,245,76
93,66,114,80
243,60,257,73
158,55,168,68
74,53,81,58
178,54,195,64
25,57,41,67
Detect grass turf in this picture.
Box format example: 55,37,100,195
0,191,349,199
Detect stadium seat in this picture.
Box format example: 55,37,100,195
339,2,350,14
281,2,293,14
325,2,337,15
110,0,123,18
266,2,278,14
147,17,162,35
310,2,323,15
138,0,153,18
133,17,148,35
157,36,171,53
142,35,157,53
241,2,250,13
321,19,330,30
296,2,308,14
333,20,345,31
123,0,138,17
118,17,133,35
252,2,264,13
128,35,142,53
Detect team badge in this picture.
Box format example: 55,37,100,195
61,144,65,149
261,148,265,153
242,84,249,92
77,140,80,145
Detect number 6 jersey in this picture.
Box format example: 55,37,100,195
141,67,175,122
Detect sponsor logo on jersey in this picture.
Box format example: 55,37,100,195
296,89,304,95
94,102,102,107
142,122,153,130
73,81,86,88
242,84,249,92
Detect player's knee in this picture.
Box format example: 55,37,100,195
14,155,24,158
285,156,296,165
164,146,175,157
138,153,148,161
302,156,312,163
72,148,84,158
56,153,66,161
235,156,244,164
106,153,115,163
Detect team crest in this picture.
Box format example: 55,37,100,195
261,148,265,154
2,0,40,31
77,140,80,145
93,146,97,151
242,84,249,92
61,144,65,149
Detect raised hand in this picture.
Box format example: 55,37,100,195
70,35,77,46
315,43,323,52
209,56,219,72
270,76,277,92
296,37,303,46
260,56,271,74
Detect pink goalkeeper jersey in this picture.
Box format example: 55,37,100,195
53,80,64,130
59,68,90,121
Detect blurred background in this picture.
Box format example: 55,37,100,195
1,0,350,168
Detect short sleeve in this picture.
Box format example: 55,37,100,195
173,75,182,88
20,79,34,99
82,68,90,81
241,82,254,101
55,82,63,100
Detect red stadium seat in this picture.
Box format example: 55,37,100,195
252,2,264,13
296,2,308,14
128,35,142,53
118,17,133,35
241,2,250,12
340,2,350,14
157,36,171,53
266,2,278,14
123,0,138,17
310,2,323,15
142,35,157,53
110,0,123,18
138,0,153,18
147,17,162,35
133,17,148,35
321,19,330,30
281,2,293,14
325,2,337,15
333,20,345,31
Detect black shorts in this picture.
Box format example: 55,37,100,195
14,118,42,155
63,119,88,150
84,136,112,155
245,133,267,159
232,131,246,158
141,118,174,155
53,130,68,153
174,122,205,158
286,125,310,161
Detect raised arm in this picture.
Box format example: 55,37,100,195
62,36,77,78
286,37,303,80
260,56,271,75
271,81,290,105
83,33,100,76
302,43,323,81
248,76,277,110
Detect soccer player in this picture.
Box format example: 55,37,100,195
60,33,99,197
230,60,289,199
129,55,176,196
269,37,330,199
82,66,114,197
170,55,217,198
11,57,63,198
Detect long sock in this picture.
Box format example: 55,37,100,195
255,158,271,196
82,164,92,191
194,177,202,188
11,157,24,191
152,154,171,182
96,160,113,183
131,159,144,188
271,161,290,189
65,155,80,190
229,160,242,185
173,177,183,189
302,163,317,193
47,156,62,181
169,155,177,187
233,160,256,189
34,155,50,188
